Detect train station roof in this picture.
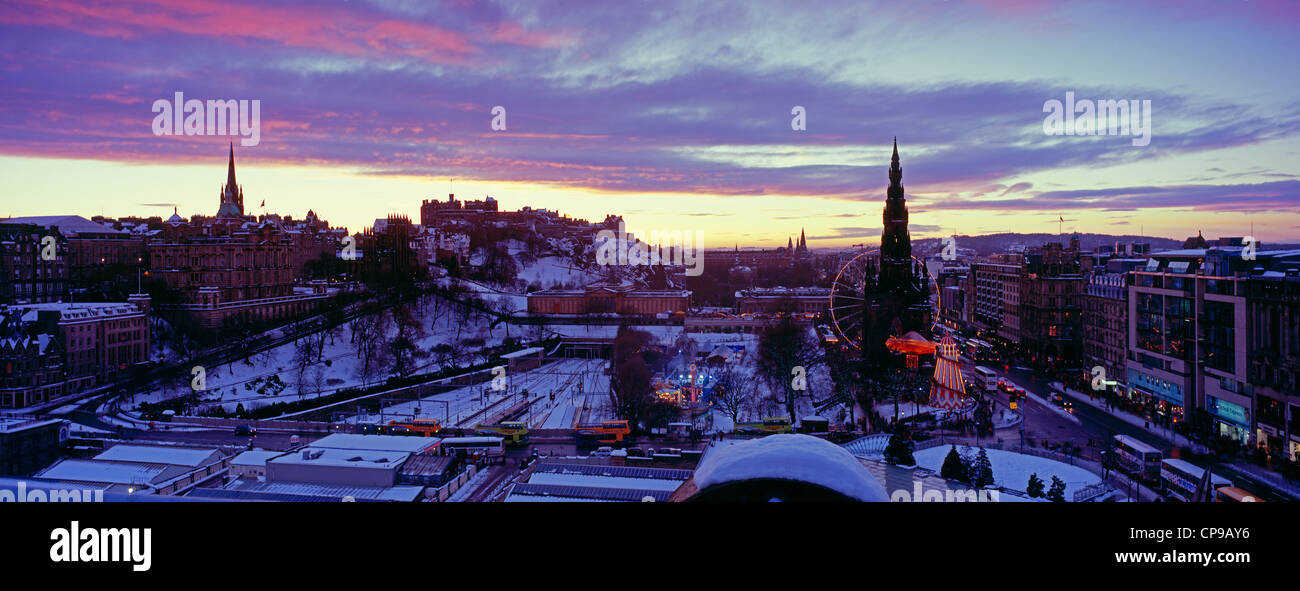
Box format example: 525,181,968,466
310,433,440,454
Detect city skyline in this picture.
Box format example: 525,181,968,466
2,0,1299,245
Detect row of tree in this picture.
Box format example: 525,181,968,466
940,445,1069,501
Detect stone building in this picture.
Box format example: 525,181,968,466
527,280,691,316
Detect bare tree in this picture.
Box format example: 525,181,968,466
756,316,823,421
294,338,314,398
710,362,754,429
309,364,326,399
609,328,658,428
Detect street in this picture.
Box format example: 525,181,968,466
992,363,1296,502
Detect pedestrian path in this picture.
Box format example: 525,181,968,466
1225,461,1300,499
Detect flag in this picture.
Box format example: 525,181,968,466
260,200,265,207
1059,216,1064,222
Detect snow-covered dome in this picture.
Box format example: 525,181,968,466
166,207,185,224
688,434,889,502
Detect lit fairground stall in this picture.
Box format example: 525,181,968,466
654,363,716,433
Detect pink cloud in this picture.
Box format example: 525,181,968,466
0,0,567,65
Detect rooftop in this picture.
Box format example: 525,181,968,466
7,301,145,321
36,459,173,486
269,447,410,470
230,450,288,467
1,215,125,236
93,444,222,468
196,479,425,502
310,433,441,454
0,417,65,434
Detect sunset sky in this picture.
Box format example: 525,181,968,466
2,0,1298,248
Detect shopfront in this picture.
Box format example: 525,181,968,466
1127,368,1186,424
1207,395,1251,444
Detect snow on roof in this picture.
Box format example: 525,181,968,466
527,472,684,492
310,433,440,454
270,447,410,469
0,417,65,433
37,459,169,485
231,450,288,467
1,215,124,236
94,444,220,468
692,434,889,501
501,346,544,359
503,492,617,503
210,479,424,502
11,301,144,321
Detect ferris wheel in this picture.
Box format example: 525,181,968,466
828,250,932,349
827,249,880,349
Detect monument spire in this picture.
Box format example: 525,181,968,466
888,136,902,190
880,138,913,288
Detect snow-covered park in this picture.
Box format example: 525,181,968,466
914,444,1102,499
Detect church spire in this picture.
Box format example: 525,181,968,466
226,142,237,192
217,143,245,217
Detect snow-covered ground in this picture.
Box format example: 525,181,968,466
914,444,1102,499
437,277,527,313
125,295,516,415
874,402,943,420
515,255,600,289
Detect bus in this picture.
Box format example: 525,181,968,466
1214,486,1264,502
966,339,996,361
974,367,998,391
576,420,632,445
735,416,793,435
386,418,442,437
1113,435,1163,483
440,437,506,459
1160,458,1232,502
476,421,528,444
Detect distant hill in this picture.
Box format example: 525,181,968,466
909,233,1185,257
